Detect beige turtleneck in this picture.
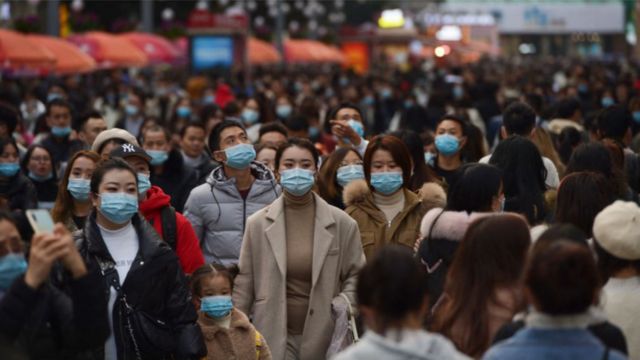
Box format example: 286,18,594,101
373,189,405,223
284,190,315,335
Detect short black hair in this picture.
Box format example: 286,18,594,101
596,105,631,141
503,101,536,136
436,114,468,136
285,114,309,133
77,110,103,131
259,122,288,140
446,163,503,213
554,98,581,119
357,245,429,333
200,104,220,122
180,122,206,138
208,119,246,152
46,98,73,116
90,158,138,195
327,102,364,122
0,209,17,227
0,102,19,134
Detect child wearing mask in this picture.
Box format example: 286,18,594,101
191,264,272,360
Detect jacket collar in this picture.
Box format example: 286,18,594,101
207,161,277,197
264,192,336,287
198,309,252,335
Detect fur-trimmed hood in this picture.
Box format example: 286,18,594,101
419,207,493,242
343,179,446,212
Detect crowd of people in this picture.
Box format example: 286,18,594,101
0,57,639,359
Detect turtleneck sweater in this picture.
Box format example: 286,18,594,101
373,189,405,223
283,190,315,335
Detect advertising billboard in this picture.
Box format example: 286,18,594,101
191,35,233,71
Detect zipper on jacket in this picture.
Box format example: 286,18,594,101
387,220,392,228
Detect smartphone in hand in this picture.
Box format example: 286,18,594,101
26,209,55,234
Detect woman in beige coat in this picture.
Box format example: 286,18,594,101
234,138,366,360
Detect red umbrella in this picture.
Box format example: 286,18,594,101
119,32,182,64
67,31,148,68
28,34,96,74
0,29,55,71
284,39,345,64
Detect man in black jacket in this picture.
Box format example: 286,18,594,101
0,210,110,359
141,125,198,212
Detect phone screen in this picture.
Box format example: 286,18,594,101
26,209,55,233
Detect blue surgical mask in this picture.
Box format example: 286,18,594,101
309,126,320,139
224,143,256,169
424,151,435,166
280,168,315,196
147,150,169,166
347,119,365,138
633,111,640,124
276,104,292,119
380,88,392,99
362,96,374,106
336,164,364,187
67,178,91,201
137,173,151,195
0,253,28,290
201,295,233,318
51,125,72,138
339,77,349,87
203,95,216,104
99,192,139,224
601,97,615,108
125,104,139,116
435,134,460,156
577,84,588,94
47,93,62,102
28,171,53,182
0,162,19,177
177,106,191,118
370,171,403,195
242,109,260,125
453,86,464,100
404,100,413,109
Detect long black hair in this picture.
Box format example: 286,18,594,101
446,163,502,213
390,130,437,191
489,136,547,224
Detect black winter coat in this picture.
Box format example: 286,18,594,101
77,212,206,360
150,150,198,213
0,172,38,240
0,266,110,359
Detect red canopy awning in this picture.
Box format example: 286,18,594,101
0,29,55,71
28,34,96,74
119,32,182,64
67,31,148,68
284,39,345,64
248,37,281,65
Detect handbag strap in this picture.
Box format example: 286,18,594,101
339,293,359,342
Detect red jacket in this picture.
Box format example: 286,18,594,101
139,186,205,274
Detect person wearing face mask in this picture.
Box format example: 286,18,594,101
328,103,369,157
0,137,37,240
184,120,280,265
21,145,58,210
234,137,365,360
74,158,206,360
115,90,146,138
276,97,294,121
141,125,198,212
430,115,469,186
180,123,217,185
38,98,84,166
52,150,101,233
109,143,204,275
0,210,110,358
317,148,365,209
242,98,263,143
190,263,272,360
344,135,446,261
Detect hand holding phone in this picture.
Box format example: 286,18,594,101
26,209,55,234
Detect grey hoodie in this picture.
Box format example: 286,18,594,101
334,329,470,360
184,161,281,265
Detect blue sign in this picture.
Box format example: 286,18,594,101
191,36,233,71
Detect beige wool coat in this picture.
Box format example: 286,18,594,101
233,193,366,360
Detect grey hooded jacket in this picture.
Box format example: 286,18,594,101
184,161,281,265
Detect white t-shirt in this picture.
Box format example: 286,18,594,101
99,222,140,360
479,154,560,189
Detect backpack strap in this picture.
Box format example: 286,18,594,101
159,205,177,251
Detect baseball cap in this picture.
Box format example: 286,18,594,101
92,128,139,153
109,142,151,163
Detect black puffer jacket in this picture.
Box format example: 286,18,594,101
150,149,198,213
77,212,206,360
0,266,109,360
